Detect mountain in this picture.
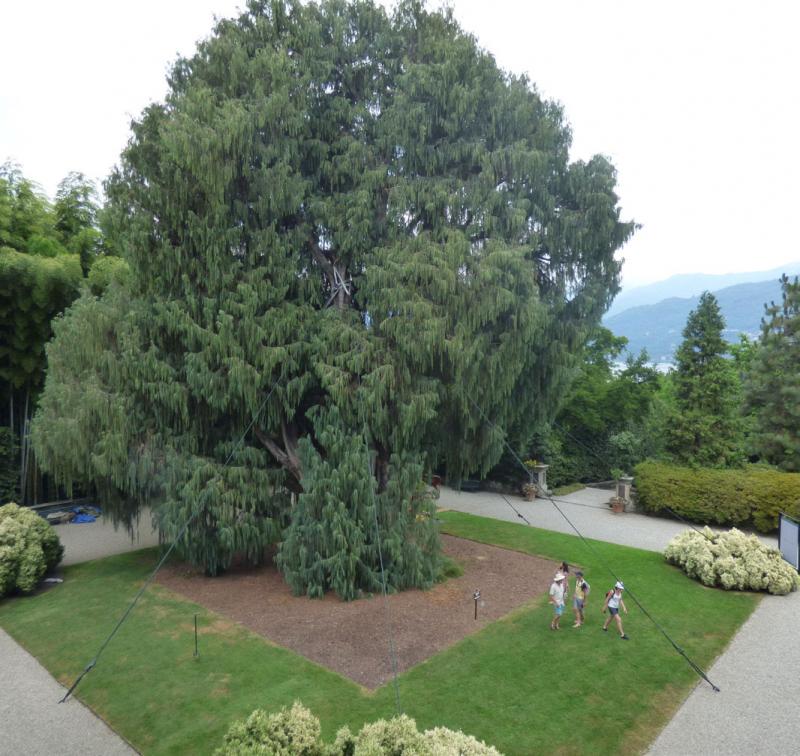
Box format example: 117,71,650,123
607,262,800,318
605,278,790,364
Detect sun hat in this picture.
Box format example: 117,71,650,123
554,572,565,581
614,581,624,590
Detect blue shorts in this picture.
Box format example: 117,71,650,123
554,604,564,616
609,606,619,616
573,598,584,610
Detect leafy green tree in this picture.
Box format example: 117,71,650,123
666,291,743,466
0,165,97,504
745,275,800,470
54,173,102,273
530,327,659,483
33,0,634,594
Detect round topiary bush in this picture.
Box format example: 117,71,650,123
664,527,800,595
216,701,502,756
0,503,64,597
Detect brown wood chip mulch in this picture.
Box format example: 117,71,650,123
155,534,557,689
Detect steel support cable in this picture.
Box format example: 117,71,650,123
60,378,283,703
361,422,403,715
552,421,714,541
467,397,720,691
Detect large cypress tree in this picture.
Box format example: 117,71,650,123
745,275,800,470
33,0,634,596
666,291,743,466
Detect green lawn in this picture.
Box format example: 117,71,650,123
0,512,758,755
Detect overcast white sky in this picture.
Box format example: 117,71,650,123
1,0,798,287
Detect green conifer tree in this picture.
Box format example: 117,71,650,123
666,291,743,466
745,275,800,470
33,0,634,595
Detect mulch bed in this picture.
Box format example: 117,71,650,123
155,534,557,689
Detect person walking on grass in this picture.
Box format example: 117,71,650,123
549,572,566,630
602,581,629,639
572,570,590,627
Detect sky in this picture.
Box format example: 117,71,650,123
1,0,798,288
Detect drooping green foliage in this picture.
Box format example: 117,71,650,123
278,406,440,598
745,275,800,471
490,328,659,487
54,173,103,271
33,0,634,595
665,291,743,466
0,164,109,504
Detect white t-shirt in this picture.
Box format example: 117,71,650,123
549,582,565,606
608,590,623,609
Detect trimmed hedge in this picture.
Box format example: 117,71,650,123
0,503,64,597
634,461,800,533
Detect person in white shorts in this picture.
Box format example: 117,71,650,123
549,572,566,630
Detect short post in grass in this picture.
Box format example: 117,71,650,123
473,589,481,620
193,614,199,658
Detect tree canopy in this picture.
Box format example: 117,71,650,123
666,291,743,466
745,275,800,471
33,0,634,596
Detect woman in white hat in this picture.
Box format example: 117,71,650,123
602,581,629,639
549,572,566,630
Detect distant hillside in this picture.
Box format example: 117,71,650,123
607,262,800,318
605,278,790,363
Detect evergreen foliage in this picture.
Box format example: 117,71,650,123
634,460,800,532
0,164,110,505
666,291,743,466
745,275,800,471
33,0,634,594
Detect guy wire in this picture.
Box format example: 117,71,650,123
361,420,403,715
552,421,714,541
467,397,720,692
60,377,283,703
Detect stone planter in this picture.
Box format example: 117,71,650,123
530,464,550,496
616,475,634,502
610,496,625,514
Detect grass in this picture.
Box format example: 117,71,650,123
552,482,587,496
0,512,759,755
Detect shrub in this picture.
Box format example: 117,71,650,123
664,527,800,595
634,461,800,532
0,503,64,597
216,702,502,756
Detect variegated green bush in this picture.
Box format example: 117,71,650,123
664,527,799,595
216,701,502,756
0,503,63,597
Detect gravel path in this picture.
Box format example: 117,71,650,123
0,628,136,756
437,485,778,552
440,485,795,755
648,589,800,755
0,510,158,754
57,508,160,566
